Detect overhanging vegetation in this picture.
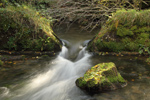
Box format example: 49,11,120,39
0,3,62,51
88,9,150,54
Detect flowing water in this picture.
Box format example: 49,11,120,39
1,24,150,100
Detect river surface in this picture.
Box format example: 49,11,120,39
0,24,150,100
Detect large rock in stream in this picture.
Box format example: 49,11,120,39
76,62,127,94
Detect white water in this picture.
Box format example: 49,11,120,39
0,87,10,99
10,44,94,100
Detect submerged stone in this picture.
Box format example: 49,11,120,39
76,62,127,94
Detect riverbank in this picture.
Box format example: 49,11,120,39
88,9,150,55
0,3,62,52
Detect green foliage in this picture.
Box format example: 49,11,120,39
95,40,124,52
97,0,149,10
138,44,150,55
127,42,139,51
0,60,3,66
33,36,55,51
103,42,124,52
110,9,150,27
121,37,131,44
134,27,150,33
138,33,149,39
130,25,138,31
0,4,61,51
121,37,139,51
117,27,133,37
146,57,150,63
88,9,150,53
6,37,17,50
3,0,57,9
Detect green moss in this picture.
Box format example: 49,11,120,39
111,9,150,27
104,42,124,52
76,62,127,93
0,5,61,51
87,79,97,88
88,9,150,53
122,37,131,44
130,25,137,31
78,62,126,87
146,57,150,64
128,42,139,51
0,60,3,66
95,41,124,52
136,33,150,46
117,27,134,37
122,40,139,51
107,73,126,83
135,27,150,33
77,77,87,87
138,33,149,39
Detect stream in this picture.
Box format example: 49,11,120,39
0,24,150,100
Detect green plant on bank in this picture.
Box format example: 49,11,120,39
3,34,56,51
0,4,61,51
6,37,17,50
35,35,55,51
139,44,150,55
88,9,150,53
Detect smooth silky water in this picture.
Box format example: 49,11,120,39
0,24,150,100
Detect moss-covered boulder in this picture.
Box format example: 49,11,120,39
76,62,127,94
88,9,150,54
0,5,62,51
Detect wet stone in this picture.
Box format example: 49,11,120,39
76,62,127,94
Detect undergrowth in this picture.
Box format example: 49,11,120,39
88,9,150,54
0,4,61,51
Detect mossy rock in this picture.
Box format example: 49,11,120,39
76,62,127,94
88,9,150,53
0,5,62,52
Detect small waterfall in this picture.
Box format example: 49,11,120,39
75,46,87,61
11,42,93,100
59,46,69,58
0,87,10,100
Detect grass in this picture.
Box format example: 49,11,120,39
0,4,61,51
110,9,150,27
88,9,150,53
